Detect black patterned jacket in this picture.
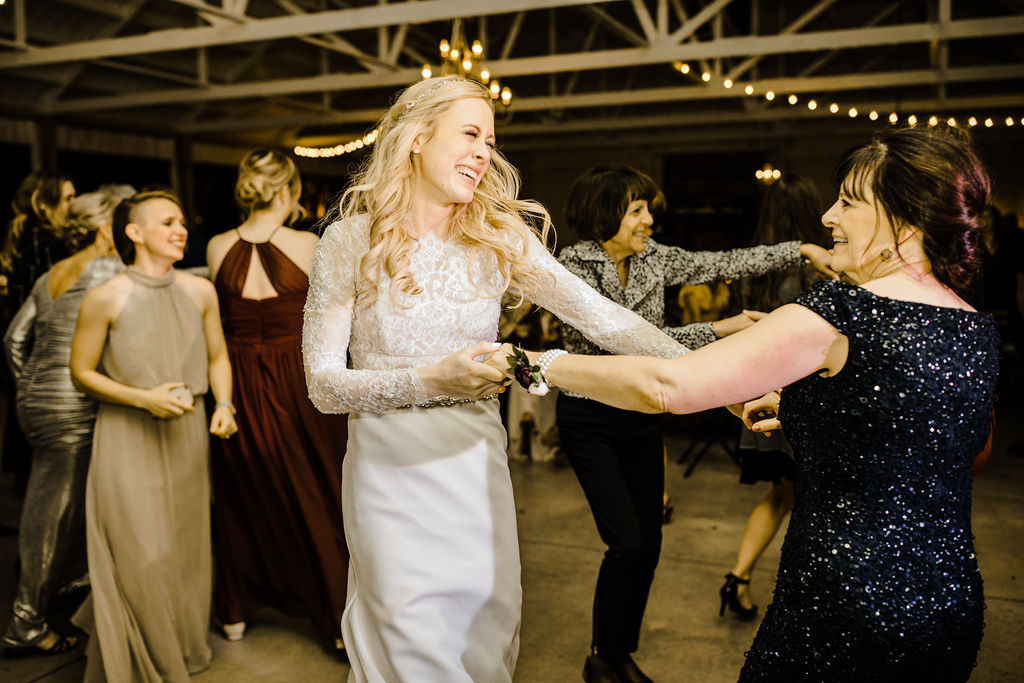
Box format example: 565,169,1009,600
558,238,803,357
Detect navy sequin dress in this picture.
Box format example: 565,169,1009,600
740,280,999,682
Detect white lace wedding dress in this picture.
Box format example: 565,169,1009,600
303,216,686,682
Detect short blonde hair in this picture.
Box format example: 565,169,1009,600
337,76,553,307
235,149,305,223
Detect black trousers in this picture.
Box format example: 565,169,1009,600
557,393,664,655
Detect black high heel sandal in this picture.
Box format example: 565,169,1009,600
719,573,758,620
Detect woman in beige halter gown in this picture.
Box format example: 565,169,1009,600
69,190,237,681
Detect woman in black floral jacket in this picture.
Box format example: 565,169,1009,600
557,165,832,683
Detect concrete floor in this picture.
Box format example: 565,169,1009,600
1,379,1022,682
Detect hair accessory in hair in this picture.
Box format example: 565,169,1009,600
398,78,459,122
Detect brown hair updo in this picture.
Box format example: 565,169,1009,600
235,149,305,223
833,126,991,292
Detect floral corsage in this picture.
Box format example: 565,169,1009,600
507,347,550,396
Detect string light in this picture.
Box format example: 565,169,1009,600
755,164,782,184
295,128,380,158
662,60,1021,133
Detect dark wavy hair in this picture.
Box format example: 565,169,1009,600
1,171,72,273
112,190,184,265
834,126,990,293
566,165,666,242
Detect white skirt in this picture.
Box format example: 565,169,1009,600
342,400,521,683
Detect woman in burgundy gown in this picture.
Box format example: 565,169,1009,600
206,150,348,653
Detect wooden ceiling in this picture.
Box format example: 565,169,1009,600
2,0,1023,152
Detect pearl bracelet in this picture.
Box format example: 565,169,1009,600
536,349,567,381
216,400,236,414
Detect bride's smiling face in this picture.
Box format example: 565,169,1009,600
411,97,495,207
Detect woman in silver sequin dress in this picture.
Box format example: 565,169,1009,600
1,185,133,656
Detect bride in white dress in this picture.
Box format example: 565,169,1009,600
302,76,686,682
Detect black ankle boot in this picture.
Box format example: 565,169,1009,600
583,653,622,683
606,652,654,683
719,573,758,620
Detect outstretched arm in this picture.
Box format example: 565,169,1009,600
523,234,689,359
501,303,844,415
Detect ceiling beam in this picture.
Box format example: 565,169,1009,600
175,63,1024,134
0,0,615,70
45,17,1024,113
726,0,838,81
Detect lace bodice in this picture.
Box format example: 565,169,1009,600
303,216,687,414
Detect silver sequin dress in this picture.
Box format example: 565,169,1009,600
1,256,122,646
740,280,999,681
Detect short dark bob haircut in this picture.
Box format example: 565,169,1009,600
112,189,184,265
834,125,990,293
565,165,666,242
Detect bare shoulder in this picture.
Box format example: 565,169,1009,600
206,230,239,272
273,227,320,271
174,269,217,309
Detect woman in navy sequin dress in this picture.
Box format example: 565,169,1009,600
494,126,998,681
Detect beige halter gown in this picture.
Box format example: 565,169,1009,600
74,266,212,682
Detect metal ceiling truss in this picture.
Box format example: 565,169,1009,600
0,0,1021,147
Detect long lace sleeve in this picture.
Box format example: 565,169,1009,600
522,235,688,359
3,282,38,387
302,217,429,414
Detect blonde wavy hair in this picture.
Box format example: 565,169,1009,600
235,149,306,223
336,76,553,307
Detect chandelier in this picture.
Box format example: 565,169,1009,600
421,29,511,106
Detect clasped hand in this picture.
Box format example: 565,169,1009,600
729,391,782,436
142,382,238,439
419,342,513,400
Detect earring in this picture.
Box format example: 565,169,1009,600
879,248,893,261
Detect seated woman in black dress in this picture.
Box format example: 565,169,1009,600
493,125,997,681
